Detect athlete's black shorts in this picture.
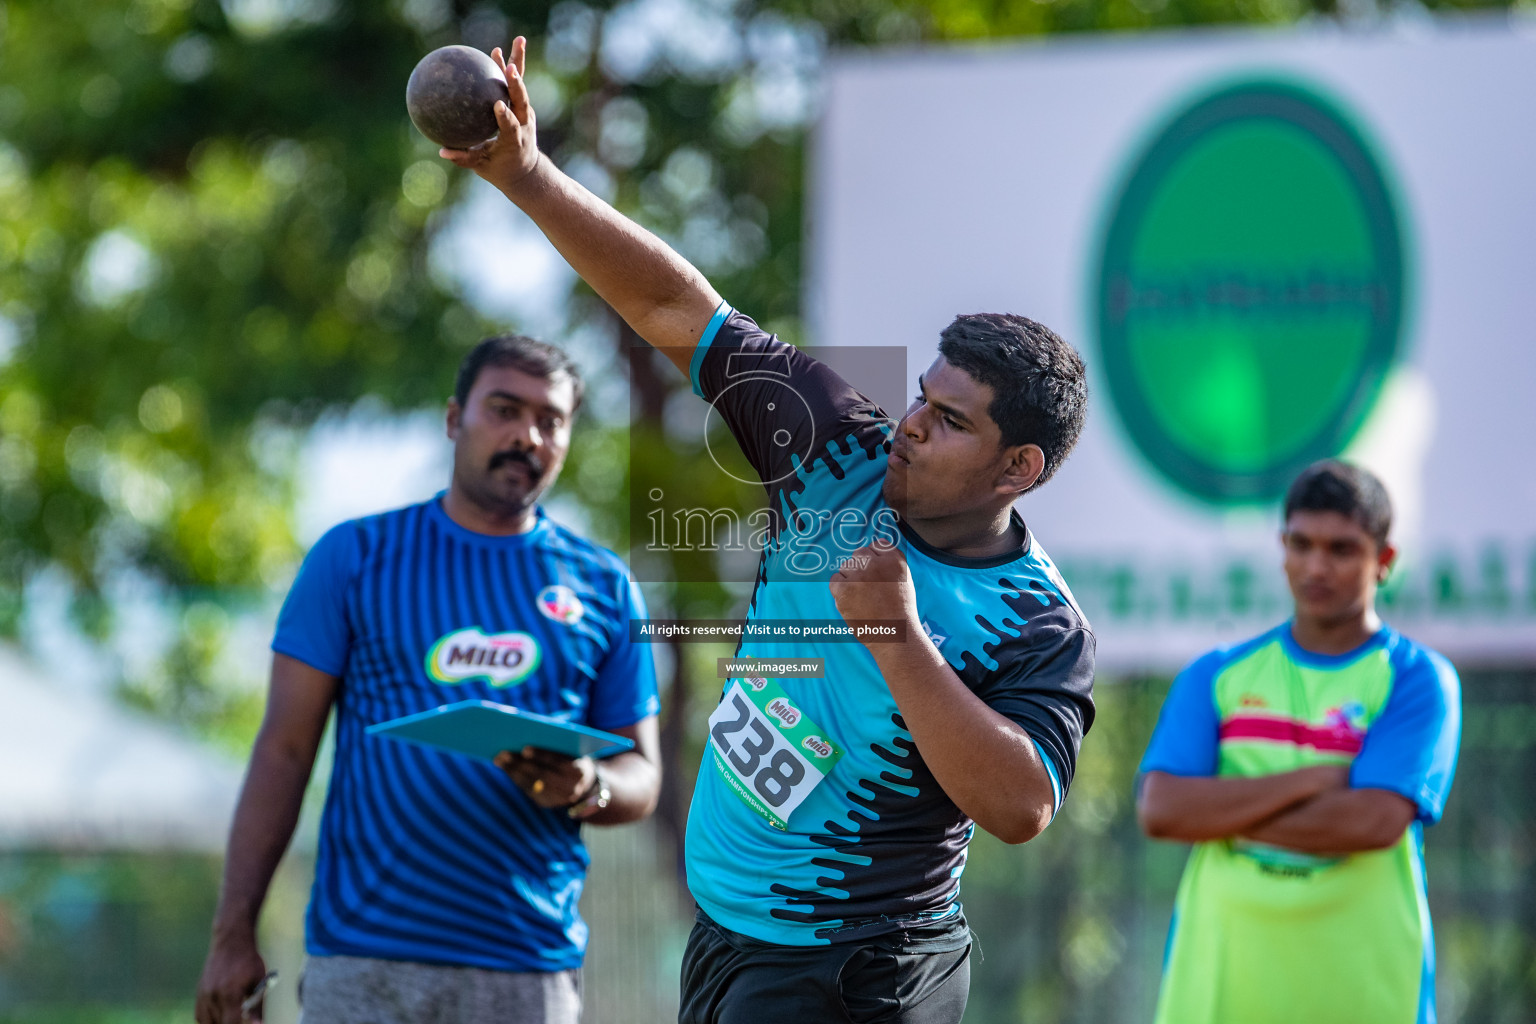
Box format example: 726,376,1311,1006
678,910,972,1024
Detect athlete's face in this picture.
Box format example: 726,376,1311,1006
1282,510,1396,628
881,357,1044,521
448,364,576,518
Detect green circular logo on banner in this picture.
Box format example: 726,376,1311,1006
1094,80,1406,505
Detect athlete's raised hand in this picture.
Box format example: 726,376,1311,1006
439,37,542,191
432,31,721,361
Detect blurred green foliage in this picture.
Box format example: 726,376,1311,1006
0,0,482,595
0,849,313,1023
0,853,219,1009
0,0,501,739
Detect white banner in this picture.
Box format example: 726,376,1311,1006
811,21,1536,670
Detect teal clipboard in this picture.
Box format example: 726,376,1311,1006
365,700,635,761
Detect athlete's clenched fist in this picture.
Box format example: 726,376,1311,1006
829,542,919,635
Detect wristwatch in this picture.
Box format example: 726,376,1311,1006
567,770,611,820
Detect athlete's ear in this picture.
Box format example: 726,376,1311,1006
996,443,1045,498
446,398,463,441
1376,541,1397,584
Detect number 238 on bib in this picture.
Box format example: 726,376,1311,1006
707,678,844,829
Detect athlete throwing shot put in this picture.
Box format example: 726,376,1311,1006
442,40,1096,1023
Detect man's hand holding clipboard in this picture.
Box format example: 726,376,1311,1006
367,701,627,819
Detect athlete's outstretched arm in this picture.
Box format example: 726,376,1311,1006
440,38,720,373
1239,787,1416,854
1137,767,1348,842
196,654,338,1024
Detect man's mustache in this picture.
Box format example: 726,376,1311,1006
488,449,545,480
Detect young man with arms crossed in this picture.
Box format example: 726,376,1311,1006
440,40,1096,1023
1138,460,1461,1024
195,338,661,1024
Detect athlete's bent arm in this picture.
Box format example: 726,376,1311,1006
1137,765,1349,843
1239,787,1416,854
195,654,338,1024
831,545,1056,844
440,38,719,370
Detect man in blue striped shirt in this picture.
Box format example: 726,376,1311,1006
195,337,661,1024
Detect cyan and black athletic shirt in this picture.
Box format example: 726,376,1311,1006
683,305,1097,946
272,499,659,971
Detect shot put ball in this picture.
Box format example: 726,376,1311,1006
405,45,511,150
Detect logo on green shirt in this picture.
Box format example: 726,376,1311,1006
1093,79,1407,505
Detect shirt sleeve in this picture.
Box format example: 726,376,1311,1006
971,626,1096,813
1138,650,1225,779
689,303,889,489
271,523,361,678
584,575,661,732
1350,645,1462,824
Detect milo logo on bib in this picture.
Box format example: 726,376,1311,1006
426,627,541,687
766,697,801,728
802,735,833,758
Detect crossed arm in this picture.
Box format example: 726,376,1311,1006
1137,766,1417,855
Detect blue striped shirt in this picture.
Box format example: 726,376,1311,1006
273,497,659,970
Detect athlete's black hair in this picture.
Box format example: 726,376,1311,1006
1283,459,1392,548
937,313,1088,492
454,334,585,412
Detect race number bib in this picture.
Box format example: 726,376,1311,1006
707,678,843,829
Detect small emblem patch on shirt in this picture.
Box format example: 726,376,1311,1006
537,585,585,626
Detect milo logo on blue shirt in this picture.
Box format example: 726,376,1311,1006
425,627,542,687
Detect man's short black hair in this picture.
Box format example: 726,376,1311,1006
454,334,585,411
1283,459,1392,548
937,313,1088,492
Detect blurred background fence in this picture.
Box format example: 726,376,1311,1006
4,669,1533,1023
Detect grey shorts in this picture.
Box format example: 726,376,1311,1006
298,954,582,1024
